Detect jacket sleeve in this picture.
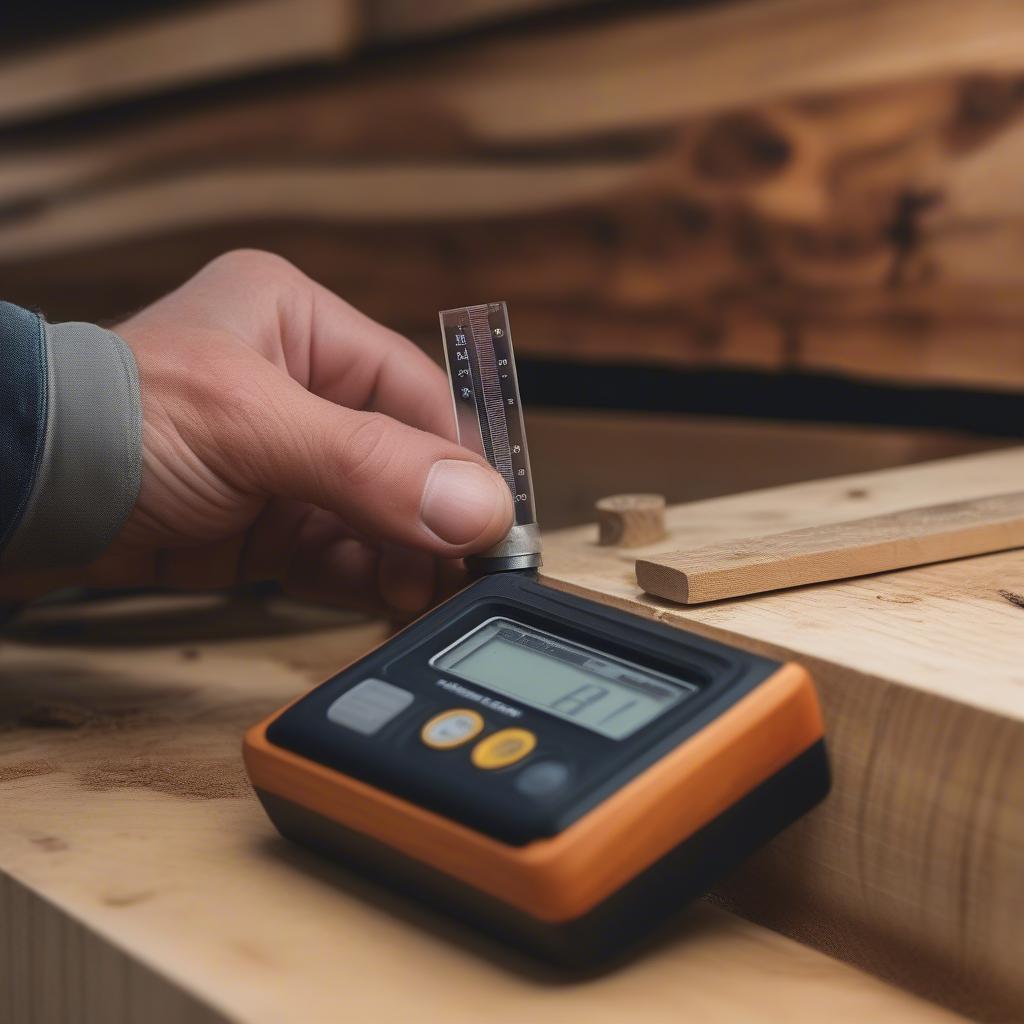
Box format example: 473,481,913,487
0,300,142,570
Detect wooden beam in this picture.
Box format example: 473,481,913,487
0,0,362,128
364,0,593,41
0,162,643,260
540,446,1024,1019
0,0,599,129
2,0,1024,389
1,32,1023,388
356,0,1024,146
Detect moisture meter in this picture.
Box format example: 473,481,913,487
244,304,829,967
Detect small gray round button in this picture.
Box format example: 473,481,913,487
515,760,570,797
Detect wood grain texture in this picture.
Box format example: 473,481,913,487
1,873,224,1024
363,0,593,40
0,597,964,1024
2,0,1024,389
636,491,1024,603
0,0,594,128
540,446,1024,1019
0,0,362,128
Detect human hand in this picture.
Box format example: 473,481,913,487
10,251,513,614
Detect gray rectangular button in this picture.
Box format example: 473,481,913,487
326,678,413,735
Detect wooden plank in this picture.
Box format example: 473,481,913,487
6,1,1024,187
0,597,963,1024
6,0,1022,143
2,0,1024,388
364,0,593,41
539,446,1024,1019
0,0,362,128
0,162,643,261
0,0,603,130
636,491,1024,603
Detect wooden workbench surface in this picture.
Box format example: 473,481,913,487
542,446,1024,1019
3,448,1021,1022
0,601,962,1024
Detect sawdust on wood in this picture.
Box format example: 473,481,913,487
0,672,268,801
0,759,56,783
19,702,97,729
78,758,251,801
29,834,69,852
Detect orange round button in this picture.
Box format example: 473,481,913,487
421,709,484,749
471,728,537,769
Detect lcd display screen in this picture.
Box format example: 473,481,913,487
430,617,696,740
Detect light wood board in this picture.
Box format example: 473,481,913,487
0,0,595,128
0,0,362,128
0,599,963,1024
540,446,1024,1020
636,491,1024,603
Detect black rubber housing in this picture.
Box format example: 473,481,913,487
255,739,829,970
255,572,830,964
266,572,794,845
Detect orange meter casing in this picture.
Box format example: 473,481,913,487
244,571,828,968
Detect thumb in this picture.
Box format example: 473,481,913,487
246,384,515,557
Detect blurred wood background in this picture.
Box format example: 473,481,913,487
1,0,1023,412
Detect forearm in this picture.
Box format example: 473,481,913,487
0,300,142,576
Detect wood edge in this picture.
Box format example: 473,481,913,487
635,556,691,604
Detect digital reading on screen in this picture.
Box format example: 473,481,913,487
431,618,696,739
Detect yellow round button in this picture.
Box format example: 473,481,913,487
471,728,537,770
421,708,484,749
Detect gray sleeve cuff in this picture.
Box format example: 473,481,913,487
1,320,142,570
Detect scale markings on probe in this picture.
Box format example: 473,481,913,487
439,302,542,571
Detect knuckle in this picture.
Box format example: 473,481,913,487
204,248,300,284
340,413,399,487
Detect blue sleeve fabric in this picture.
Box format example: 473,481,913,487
0,300,143,570
0,300,47,558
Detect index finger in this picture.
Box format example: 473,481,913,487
302,280,456,441
126,250,458,442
